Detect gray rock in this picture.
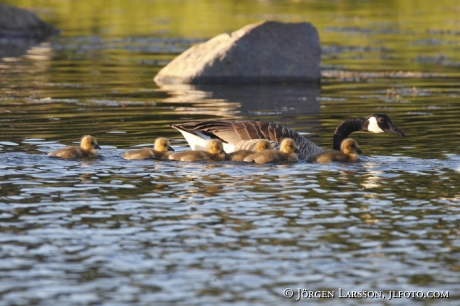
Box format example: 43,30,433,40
0,4,59,40
154,21,321,85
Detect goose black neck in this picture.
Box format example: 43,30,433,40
333,117,366,150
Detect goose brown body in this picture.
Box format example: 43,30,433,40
168,139,226,162
123,137,174,160
171,114,405,160
244,138,298,164
307,138,362,163
48,135,100,159
226,139,271,161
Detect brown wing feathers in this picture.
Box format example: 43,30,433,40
171,120,325,159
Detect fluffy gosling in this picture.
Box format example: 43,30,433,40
307,138,362,163
226,139,272,161
123,137,174,160
168,139,226,162
48,135,100,159
243,138,298,164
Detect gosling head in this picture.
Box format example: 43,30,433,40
341,138,362,155
154,137,174,152
207,139,225,155
280,138,298,154
254,139,272,152
80,135,100,151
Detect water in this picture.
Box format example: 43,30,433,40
1,0,460,305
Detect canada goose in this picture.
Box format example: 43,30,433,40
307,138,362,163
48,135,101,159
226,139,272,161
244,138,299,164
170,114,405,160
168,139,226,162
123,137,174,160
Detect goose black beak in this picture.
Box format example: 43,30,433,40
387,122,406,137
168,146,175,152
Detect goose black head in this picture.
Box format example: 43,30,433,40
364,114,406,137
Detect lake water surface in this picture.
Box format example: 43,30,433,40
1,0,459,305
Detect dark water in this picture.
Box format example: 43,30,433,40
1,1,459,305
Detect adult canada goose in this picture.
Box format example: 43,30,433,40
123,137,174,160
307,138,362,164
168,139,226,162
226,139,272,161
48,135,101,159
170,114,405,160
244,138,299,164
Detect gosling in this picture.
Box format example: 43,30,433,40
226,139,272,162
123,137,174,160
243,138,298,164
168,139,226,162
307,138,362,163
48,135,100,159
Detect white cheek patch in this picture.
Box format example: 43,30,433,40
367,117,385,133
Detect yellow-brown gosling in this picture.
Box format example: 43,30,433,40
168,139,226,162
307,138,362,164
48,135,100,159
243,138,298,164
226,139,272,162
123,137,174,160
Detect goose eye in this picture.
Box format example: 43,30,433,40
378,117,384,123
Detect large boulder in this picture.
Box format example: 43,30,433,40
0,4,59,58
0,4,59,40
154,21,321,85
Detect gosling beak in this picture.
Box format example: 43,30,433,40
221,150,227,155
168,146,175,152
356,147,363,154
387,122,406,137
95,144,101,150
294,148,300,154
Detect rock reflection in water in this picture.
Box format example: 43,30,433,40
156,83,320,118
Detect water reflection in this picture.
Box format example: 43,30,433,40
361,169,383,189
0,39,49,59
155,83,320,117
